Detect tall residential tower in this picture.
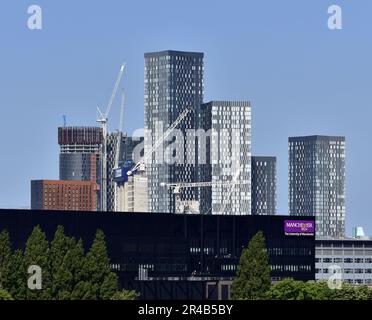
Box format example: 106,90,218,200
251,156,276,215
289,135,346,237
198,101,252,215
144,50,204,213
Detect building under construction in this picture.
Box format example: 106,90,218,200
57,126,143,212
58,126,102,182
58,126,102,209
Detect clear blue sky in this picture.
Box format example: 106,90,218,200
0,0,371,235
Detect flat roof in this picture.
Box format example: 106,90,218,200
289,135,345,141
0,208,315,221
31,180,97,186
144,50,204,58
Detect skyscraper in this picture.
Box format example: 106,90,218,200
58,126,102,209
251,156,276,215
105,132,122,212
144,50,204,213
198,101,252,215
289,135,346,237
58,126,102,182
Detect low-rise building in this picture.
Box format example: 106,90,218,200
316,237,372,285
0,209,315,299
31,180,98,211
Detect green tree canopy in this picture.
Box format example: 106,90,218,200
231,231,271,299
49,226,79,299
266,279,306,300
266,279,372,300
24,225,51,300
82,229,118,299
0,230,12,290
7,249,26,300
69,239,91,300
111,289,140,300
0,288,13,300
0,225,135,300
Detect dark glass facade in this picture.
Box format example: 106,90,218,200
251,156,277,215
59,153,97,181
0,209,314,299
58,127,102,183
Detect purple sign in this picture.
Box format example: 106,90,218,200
284,220,315,236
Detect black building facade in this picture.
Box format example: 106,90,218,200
0,209,315,299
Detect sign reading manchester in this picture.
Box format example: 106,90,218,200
284,220,315,236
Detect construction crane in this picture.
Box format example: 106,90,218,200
160,167,247,214
113,89,125,212
115,89,125,168
127,107,192,176
97,63,126,211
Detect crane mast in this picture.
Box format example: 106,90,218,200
115,90,125,168
114,90,125,211
97,63,126,211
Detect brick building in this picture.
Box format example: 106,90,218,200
31,180,98,211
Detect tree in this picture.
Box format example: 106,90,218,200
100,272,119,300
7,249,27,300
49,226,76,299
82,230,118,300
331,282,372,300
0,230,12,290
265,279,334,300
302,280,333,300
70,280,95,300
266,279,305,300
266,279,372,300
0,226,123,300
24,226,51,300
69,239,91,300
231,231,271,299
0,289,13,300
111,290,140,300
